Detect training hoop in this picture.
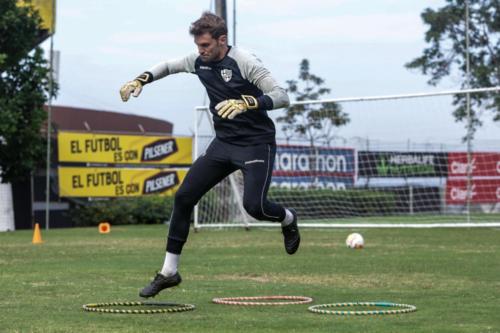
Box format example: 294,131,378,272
308,302,417,315
212,295,313,306
82,301,195,314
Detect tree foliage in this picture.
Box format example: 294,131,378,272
0,0,54,182
406,0,500,135
277,59,349,146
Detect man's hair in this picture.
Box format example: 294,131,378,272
189,11,227,39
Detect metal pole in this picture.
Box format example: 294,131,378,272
215,0,227,22
464,0,472,223
193,107,199,230
45,36,54,231
233,0,236,46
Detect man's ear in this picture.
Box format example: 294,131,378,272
218,34,228,45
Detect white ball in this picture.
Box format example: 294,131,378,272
346,233,364,249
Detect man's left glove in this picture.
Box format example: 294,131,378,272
119,72,152,102
215,95,259,119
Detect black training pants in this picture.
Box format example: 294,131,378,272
166,138,286,254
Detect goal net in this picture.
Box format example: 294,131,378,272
193,87,500,229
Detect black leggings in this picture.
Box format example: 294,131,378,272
167,138,286,254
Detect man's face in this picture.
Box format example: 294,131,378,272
194,32,227,62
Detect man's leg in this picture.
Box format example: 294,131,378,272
140,141,236,297
238,143,300,255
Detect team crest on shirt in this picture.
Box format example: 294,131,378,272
221,69,232,82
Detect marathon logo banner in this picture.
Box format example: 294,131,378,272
58,132,192,165
271,175,354,190
58,167,187,197
358,152,448,177
272,145,355,190
448,152,500,177
273,145,355,175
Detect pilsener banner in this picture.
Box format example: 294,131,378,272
58,167,188,197
58,132,192,165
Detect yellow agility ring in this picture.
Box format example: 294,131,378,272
308,302,417,315
82,301,195,314
212,295,313,306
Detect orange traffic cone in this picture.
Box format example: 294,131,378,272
98,222,111,234
32,223,43,244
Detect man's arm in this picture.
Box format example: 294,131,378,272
120,53,198,102
245,60,290,110
216,50,289,119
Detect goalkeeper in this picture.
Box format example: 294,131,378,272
120,12,300,298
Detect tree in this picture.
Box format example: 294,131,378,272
0,0,55,182
406,0,499,137
277,59,349,146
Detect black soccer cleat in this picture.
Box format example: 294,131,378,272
139,272,182,298
282,209,300,255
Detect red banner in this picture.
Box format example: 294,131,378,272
448,153,500,177
446,178,500,204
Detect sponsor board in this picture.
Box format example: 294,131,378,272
58,167,187,197
448,152,500,177
358,152,448,177
271,175,354,190
58,132,192,164
446,178,500,204
274,145,355,174
272,145,355,190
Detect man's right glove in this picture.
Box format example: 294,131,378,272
119,72,153,102
215,95,259,119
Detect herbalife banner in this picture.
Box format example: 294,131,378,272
358,152,448,177
58,167,187,197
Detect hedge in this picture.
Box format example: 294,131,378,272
69,195,174,226
68,188,397,226
268,188,397,219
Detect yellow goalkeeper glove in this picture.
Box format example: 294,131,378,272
119,72,152,102
215,95,259,119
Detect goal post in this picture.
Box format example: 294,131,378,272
193,87,500,229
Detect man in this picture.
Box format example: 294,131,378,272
120,12,300,298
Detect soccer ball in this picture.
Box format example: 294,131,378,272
346,233,364,249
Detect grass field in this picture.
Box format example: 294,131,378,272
1,224,500,333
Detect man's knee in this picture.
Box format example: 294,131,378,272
243,200,265,220
174,189,197,209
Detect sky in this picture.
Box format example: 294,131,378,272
41,0,500,145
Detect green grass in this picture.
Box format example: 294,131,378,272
1,225,500,333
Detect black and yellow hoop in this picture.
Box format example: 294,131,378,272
82,301,195,314
308,302,417,315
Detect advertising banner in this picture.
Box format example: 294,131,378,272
58,132,192,165
446,178,500,204
272,145,355,189
271,175,354,190
274,145,355,174
447,152,500,177
58,167,188,197
358,152,448,177
17,0,56,34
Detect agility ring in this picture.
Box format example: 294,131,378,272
308,302,417,315
212,296,313,306
82,301,195,314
